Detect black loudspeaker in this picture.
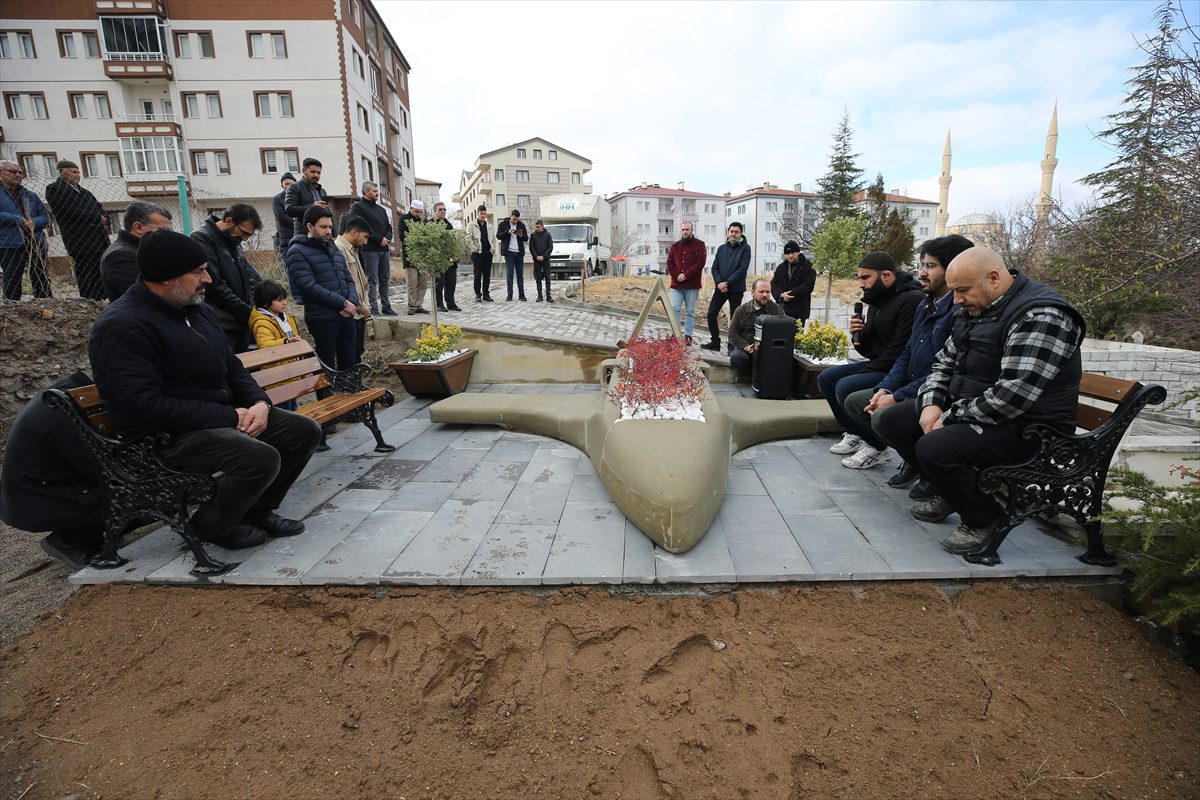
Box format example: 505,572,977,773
752,315,797,399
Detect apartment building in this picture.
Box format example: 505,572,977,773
452,137,591,226
0,0,415,246
607,183,725,273
851,189,939,256
723,183,822,274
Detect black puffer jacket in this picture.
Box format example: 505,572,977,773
89,282,268,438
285,234,359,321
99,230,140,301
855,270,923,373
191,215,261,349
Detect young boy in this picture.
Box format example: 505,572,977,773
250,280,302,349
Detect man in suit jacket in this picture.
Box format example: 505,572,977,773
466,205,494,302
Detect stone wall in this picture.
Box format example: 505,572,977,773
1081,339,1200,421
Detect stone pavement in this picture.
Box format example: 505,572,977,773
69,383,1119,587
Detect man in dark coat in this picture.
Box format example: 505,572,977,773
90,230,321,551
700,222,751,351
44,160,109,300
286,206,360,373
347,180,395,316
770,241,816,327
495,208,528,301
99,201,172,301
431,201,462,311
528,219,555,303
272,171,296,261
190,203,263,353
0,371,109,568
0,159,51,300
284,158,329,238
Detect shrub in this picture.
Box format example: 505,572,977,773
794,320,850,361
405,323,463,362
610,335,706,414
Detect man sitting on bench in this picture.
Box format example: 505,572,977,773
88,230,323,550
873,246,1085,555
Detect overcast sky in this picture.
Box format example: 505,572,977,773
380,0,1157,222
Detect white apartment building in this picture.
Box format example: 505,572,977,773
851,189,940,257
723,183,822,274
607,183,725,273
0,0,415,248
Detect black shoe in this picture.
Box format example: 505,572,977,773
536,296,543,302
381,308,398,317
911,496,955,524
475,296,483,303
546,297,554,304
244,512,305,538
437,305,448,312
908,479,934,501
448,305,463,311
483,295,494,302
40,532,100,570
506,296,513,302
700,341,721,351
519,296,527,301
887,461,920,489
209,523,268,550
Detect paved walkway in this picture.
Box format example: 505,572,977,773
70,384,1119,587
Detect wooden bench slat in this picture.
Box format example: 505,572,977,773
68,384,105,412
1077,403,1113,431
1079,373,1140,404
252,357,325,389
265,373,328,406
294,389,386,426
238,340,314,370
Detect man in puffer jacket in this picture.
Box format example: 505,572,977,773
700,222,751,351
285,206,360,374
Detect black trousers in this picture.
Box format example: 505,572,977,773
1,243,52,300
706,288,743,344
353,318,366,363
159,407,322,541
533,260,552,298
307,316,357,371
873,399,1038,528
66,240,107,300
435,266,458,308
472,252,492,299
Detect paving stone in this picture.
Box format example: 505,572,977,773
854,519,972,579
382,498,503,585
452,461,525,502
654,519,736,583
622,519,656,583
480,438,540,462
346,459,427,490
414,448,487,483
303,510,434,585
510,384,547,394
542,501,626,584
463,523,558,585
378,481,459,512
541,384,577,394
725,468,768,496
447,427,505,450
716,495,814,581
496,483,570,525
68,526,184,585
566,473,610,502
782,514,893,580
518,450,581,486
574,457,598,476
275,455,386,520
391,424,467,460
735,443,800,464
755,468,842,515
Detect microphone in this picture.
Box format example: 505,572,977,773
851,302,863,346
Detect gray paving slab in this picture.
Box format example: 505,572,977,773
68,526,183,585
496,483,571,525
303,510,433,585
414,447,487,483
783,514,894,580
382,498,504,585
518,449,581,486
378,480,460,512
447,426,506,450
452,460,526,501
541,384,577,394
509,384,547,393
756,468,842,515
654,518,736,583
575,456,598,476
716,495,815,581
542,501,627,584
463,523,558,585
390,424,467,460
566,473,609,502
622,519,657,583
346,459,428,490
734,443,800,464
481,437,540,462
726,468,768,495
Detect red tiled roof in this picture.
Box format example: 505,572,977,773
852,190,937,204
726,187,819,201
607,186,725,200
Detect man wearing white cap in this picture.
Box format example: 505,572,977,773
397,200,429,314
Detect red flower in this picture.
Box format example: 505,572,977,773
610,335,706,413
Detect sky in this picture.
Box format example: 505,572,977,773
380,0,1160,222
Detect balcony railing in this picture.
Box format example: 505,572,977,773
105,51,168,61
118,113,177,123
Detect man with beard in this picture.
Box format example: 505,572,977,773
190,203,263,353
821,251,922,469
89,230,321,550
287,206,360,373
467,205,494,302
347,180,396,316
839,236,973,483
431,201,462,311
44,159,109,300
272,171,296,262
700,222,751,351
770,241,816,327
99,201,173,301
666,220,706,344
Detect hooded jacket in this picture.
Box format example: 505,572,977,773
285,233,359,321
854,270,923,373
529,228,554,261
711,236,751,291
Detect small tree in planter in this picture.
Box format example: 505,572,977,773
610,335,707,421
401,218,469,347
811,216,864,323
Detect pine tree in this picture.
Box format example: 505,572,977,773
816,112,865,224
861,173,889,249
875,209,916,267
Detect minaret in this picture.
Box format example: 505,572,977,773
1034,105,1059,259
936,129,951,236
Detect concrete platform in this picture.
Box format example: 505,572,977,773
69,384,1121,587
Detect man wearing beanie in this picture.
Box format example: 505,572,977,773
770,241,816,326
89,229,322,551
44,159,109,300
821,251,922,470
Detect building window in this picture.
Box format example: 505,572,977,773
59,31,77,58
532,149,542,160
248,32,287,59
921,208,931,217
121,136,183,174
356,103,369,130
352,48,364,78
403,148,411,169
69,93,88,118
182,92,222,118
547,171,560,184
260,148,299,174
517,195,530,208
254,91,293,118
100,16,166,59
106,154,122,177
191,149,230,176
516,148,526,159
4,93,47,120
369,64,381,100
738,204,746,215
16,154,57,180
83,31,100,58
0,31,36,58
361,155,372,181
81,153,99,176
376,158,389,193
495,193,505,206
94,93,111,118
173,31,214,58
493,168,504,181
515,170,529,182
571,172,581,184
548,150,557,161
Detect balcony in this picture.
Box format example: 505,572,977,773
103,51,173,81
115,116,181,138
125,172,187,197
656,209,676,220
95,0,167,12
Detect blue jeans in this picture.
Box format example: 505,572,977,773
504,251,525,299
816,362,885,437
360,250,392,312
669,287,699,338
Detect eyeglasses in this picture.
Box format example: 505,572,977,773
231,224,257,240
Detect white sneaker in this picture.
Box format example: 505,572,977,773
841,443,893,470
829,433,864,455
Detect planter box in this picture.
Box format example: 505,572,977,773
792,353,833,399
389,349,477,398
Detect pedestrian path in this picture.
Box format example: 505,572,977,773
69,384,1120,587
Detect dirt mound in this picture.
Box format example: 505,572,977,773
2,583,1197,799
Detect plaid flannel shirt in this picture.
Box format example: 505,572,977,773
918,305,1082,426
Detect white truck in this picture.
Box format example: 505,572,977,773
537,193,612,280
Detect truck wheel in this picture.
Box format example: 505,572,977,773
586,260,593,276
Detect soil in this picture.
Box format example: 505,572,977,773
1,583,1198,799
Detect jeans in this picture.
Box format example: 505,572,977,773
728,347,754,375
816,362,885,436
360,250,392,313
159,407,322,541
706,288,743,344
472,252,493,298
504,251,525,299
873,399,1037,528
669,287,699,338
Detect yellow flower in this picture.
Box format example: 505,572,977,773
794,320,849,360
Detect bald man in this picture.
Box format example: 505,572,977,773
873,247,1086,556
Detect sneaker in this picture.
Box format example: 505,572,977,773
908,479,934,501
40,532,101,570
699,340,721,351
370,307,381,316
941,521,1001,555
887,461,920,488
911,495,955,523
829,433,864,455
841,443,893,470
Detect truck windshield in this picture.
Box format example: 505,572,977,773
545,224,590,243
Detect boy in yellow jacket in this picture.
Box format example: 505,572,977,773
250,280,302,349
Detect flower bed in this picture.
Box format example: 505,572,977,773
610,335,706,422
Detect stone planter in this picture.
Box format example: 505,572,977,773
792,353,835,399
389,349,477,398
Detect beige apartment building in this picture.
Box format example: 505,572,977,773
0,0,415,250
607,183,726,274
453,137,592,225
724,183,822,273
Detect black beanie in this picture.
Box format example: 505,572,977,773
783,240,801,254
138,229,208,282
280,171,296,183
859,251,896,271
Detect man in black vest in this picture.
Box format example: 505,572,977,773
873,247,1086,555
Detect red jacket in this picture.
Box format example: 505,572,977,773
666,236,707,289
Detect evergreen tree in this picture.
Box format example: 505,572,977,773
861,173,889,249
816,112,865,224
875,209,916,267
